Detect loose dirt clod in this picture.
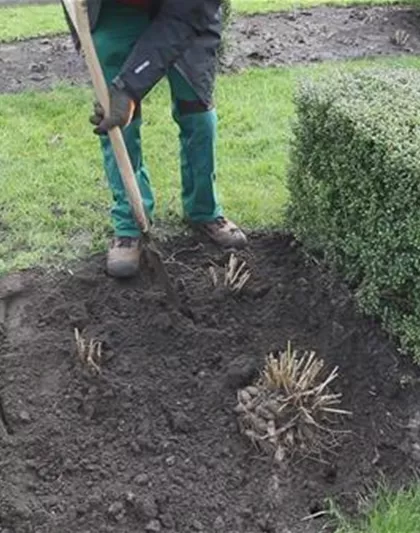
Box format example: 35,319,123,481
74,327,102,373
235,342,351,462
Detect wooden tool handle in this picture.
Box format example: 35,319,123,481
69,0,150,235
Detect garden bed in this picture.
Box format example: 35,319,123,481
1,234,420,533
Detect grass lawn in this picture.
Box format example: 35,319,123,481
333,486,420,533
2,54,420,274
0,4,67,42
0,0,411,42
0,67,292,272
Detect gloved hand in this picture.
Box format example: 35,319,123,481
90,83,136,135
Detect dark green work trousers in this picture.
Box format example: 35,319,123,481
93,0,222,236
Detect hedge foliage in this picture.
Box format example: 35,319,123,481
287,69,420,361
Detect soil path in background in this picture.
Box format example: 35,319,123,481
1,234,420,533
1,6,420,93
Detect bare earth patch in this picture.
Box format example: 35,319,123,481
1,6,420,93
223,5,420,69
1,234,420,533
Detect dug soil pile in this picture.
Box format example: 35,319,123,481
1,233,420,533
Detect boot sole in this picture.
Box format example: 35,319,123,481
107,262,139,279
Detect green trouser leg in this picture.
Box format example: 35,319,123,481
93,1,222,235
92,4,154,237
99,122,154,237
168,69,222,222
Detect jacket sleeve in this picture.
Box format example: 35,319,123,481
119,0,221,101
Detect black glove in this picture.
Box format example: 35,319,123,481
90,82,136,135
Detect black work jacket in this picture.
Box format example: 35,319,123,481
62,0,222,104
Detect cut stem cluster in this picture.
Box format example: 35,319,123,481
74,328,102,373
210,254,251,294
235,342,351,462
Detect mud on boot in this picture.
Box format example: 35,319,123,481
107,237,142,279
190,217,248,249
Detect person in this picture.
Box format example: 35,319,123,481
62,0,247,279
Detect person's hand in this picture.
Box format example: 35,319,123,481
90,84,136,135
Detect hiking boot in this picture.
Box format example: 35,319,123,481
107,237,141,278
191,217,248,249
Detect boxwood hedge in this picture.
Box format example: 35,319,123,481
287,69,420,361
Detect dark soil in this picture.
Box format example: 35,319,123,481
1,233,420,533
224,5,420,69
1,5,420,93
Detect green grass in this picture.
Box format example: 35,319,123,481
333,486,420,533
2,55,420,273
0,4,67,42
0,68,292,272
0,0,411,42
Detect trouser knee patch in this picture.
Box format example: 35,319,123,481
176,99,214,115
